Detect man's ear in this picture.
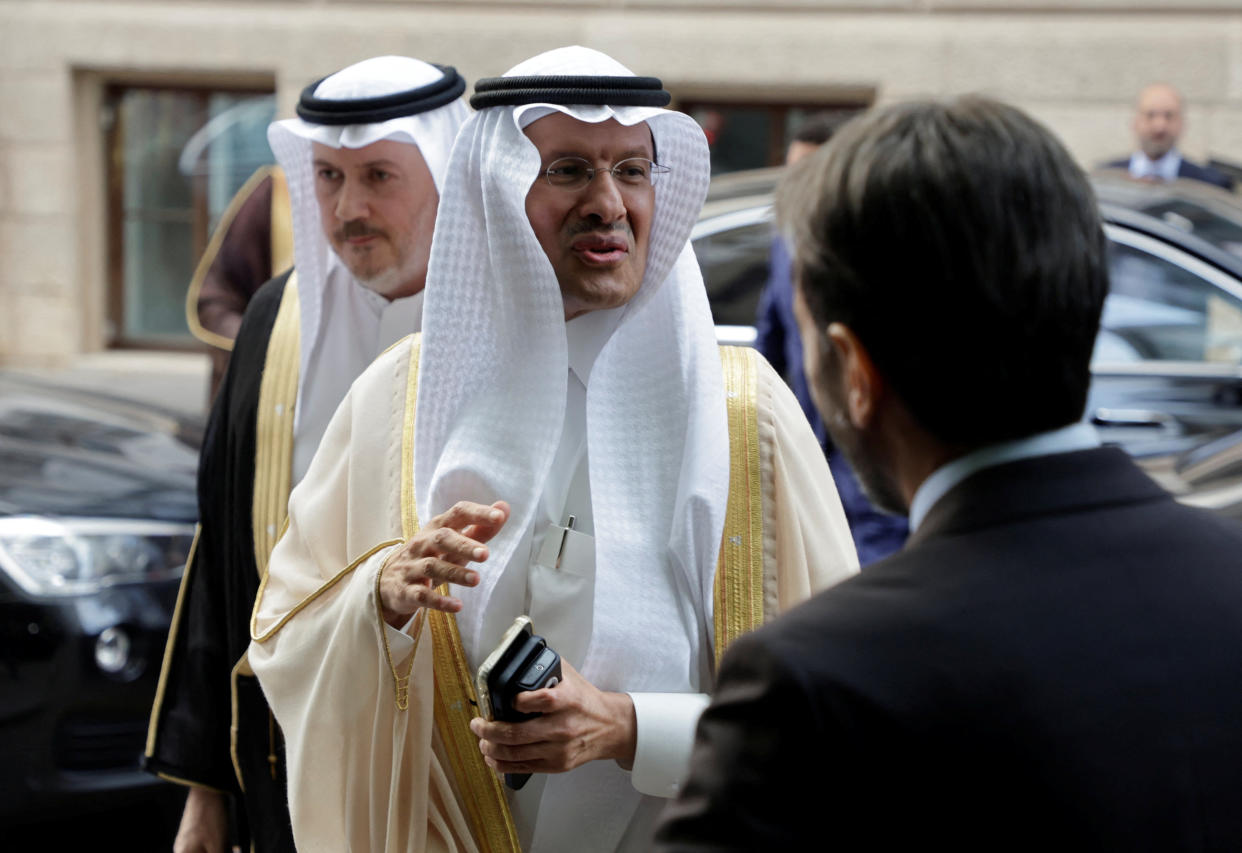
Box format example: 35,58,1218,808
826,323,883,429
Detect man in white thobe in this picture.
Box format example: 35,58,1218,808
249,46,858,853
145,56,467,853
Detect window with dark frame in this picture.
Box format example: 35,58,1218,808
680,100,868,175
103,83,276,349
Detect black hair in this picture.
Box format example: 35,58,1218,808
791,112,842,147
777,96,1108,447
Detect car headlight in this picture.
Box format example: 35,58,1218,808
0,516,195,597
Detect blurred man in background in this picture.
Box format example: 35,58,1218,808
186,168,293,404
1104,82,1233,190
755,113,908,565
186,165,293,402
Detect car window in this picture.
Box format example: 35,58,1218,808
694,219,773,327
1137,200,1242,260
1101,240,1242,365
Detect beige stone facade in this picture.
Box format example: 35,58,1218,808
2,0,1240,366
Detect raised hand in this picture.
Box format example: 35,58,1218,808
378,500,510,627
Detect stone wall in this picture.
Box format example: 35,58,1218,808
2,0,1240,363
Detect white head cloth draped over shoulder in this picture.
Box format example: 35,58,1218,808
266,56,469,424
415,46,728,691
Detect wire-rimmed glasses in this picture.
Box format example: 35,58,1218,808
541,156,671,191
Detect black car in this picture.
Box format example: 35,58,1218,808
0,371,200,842
694,169,1242,521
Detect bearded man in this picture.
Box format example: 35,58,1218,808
145,56,467,853
248,46,857,853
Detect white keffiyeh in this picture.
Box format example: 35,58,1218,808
266,56,469,427
414,46,727,711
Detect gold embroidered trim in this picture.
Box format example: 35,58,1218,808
714,345,765,668
377,553,426,713
250,539,403,643
184,165,280,351
377,333,427,712
268,166,294,276
145,526,202,758
401,334,421,539
224,655,278,789
229,652,250,792
154,772,228,794
428,607,521,853
252,274,300,579
225,654,277,787
398,337,521,853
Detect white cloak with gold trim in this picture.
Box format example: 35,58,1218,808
249,336,857,853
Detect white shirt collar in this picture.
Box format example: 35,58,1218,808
907,422,1100,533
291,262,424,485
329,252,425,325
1129,149,1182,182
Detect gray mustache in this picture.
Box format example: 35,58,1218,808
337,221,385,240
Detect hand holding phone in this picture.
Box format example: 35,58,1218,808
475,616,563,789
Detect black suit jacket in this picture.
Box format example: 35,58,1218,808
1104,155,1234,191
655,447,1242,851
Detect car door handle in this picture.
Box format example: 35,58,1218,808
1091,407,1175,428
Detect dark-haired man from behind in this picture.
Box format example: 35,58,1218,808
656,96,1242,850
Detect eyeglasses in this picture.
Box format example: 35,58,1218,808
541,156,671,191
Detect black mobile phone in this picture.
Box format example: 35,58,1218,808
475,616,562,789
